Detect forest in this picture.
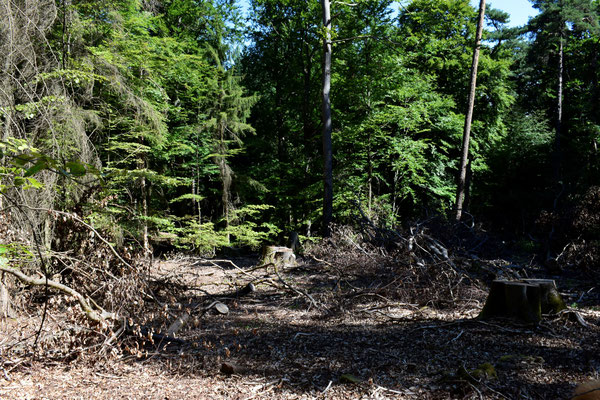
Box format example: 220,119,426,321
1,0,600,398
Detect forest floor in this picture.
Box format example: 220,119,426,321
1,233,600,399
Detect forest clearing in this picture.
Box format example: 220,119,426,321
2,224,600,399
2,0,600,398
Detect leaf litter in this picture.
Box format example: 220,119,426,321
1,225,599,399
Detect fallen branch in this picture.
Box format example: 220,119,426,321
166,283,254,336
0,260,117,325
273,265,322,310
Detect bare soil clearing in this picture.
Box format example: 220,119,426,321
1,249,599,399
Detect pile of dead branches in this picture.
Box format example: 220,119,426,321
0,204,155,364
308,222,487,312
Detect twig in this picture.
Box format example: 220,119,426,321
273,266,321,310
22,206,132,270
308,254,333,267
374,384,406,395
102,317,127,351
475,320,533,333
292,332,314,340
448,330,464,343
468,382,484,400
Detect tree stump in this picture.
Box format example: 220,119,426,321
521,279,567,314
479,279,566,324
0,272,14,319
261,246,296,268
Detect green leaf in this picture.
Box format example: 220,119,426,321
24,160,47,177
12,155,34,167
25,177,44,189
66,161,86,177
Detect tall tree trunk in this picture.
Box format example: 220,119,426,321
302,33,314,147
554,36,564,187
455,0,486,221
321,0,333,237
0,0,16,211
301,34,315,234
61,0,71,69
141,170,150,256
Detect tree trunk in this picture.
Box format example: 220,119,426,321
61,0,71,69
0,0,16,211
455,0,486,221
554,36,564,186
141,174,150,256
321,0,333,237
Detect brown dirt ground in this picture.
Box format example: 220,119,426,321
1,252,599,400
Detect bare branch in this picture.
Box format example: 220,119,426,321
0,259,117,324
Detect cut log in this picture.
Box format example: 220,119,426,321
479,279,567,324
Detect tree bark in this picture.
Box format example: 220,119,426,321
479,279,567,324
0,272,13,319
554,36,564,186
321,0,333,237
455,0,486,221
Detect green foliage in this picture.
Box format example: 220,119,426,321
476,109,555,227
167,204,280,254
4,0,600,253
0,139,47,193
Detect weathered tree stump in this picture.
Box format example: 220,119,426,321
261,246,296,267
0,273,14,319
521,279,567,314
479,279,566,324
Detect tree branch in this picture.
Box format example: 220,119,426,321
0,259,117,325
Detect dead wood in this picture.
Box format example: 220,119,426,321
0,259,117,325
22,206,132,270
261,246,296,267
479,279,568,324
220,361,247,375
273,264,321,310
0,272,15,319
165,282,254,337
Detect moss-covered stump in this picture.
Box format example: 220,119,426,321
521,279,567,313
479,279,566,324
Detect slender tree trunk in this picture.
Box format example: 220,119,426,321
321,0,333,237
61,0,70,69
141,174,149,255
276,79,284,164
301,35,315,233
0,0,17,312
302,34,313,147
455,0,486,221
367,130,373,213
0,0,16,211
554,36,564,186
